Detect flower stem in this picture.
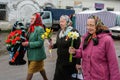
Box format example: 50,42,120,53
69,39,73,62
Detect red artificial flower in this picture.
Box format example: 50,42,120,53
11,39,16,45
8,35,12,39
15,36,21,41
16,30,22,35
10,32,15,37
5,30,23,46
5,39,11,44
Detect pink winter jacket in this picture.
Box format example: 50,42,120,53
75,33,120,80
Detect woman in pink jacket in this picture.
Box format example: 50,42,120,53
69,15,120,80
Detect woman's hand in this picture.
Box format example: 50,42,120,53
76,64,81,71
22,42,28,46
69,47,76,54
48,44,53,49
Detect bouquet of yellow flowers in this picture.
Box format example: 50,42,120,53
67,31,79,62
41,28,53,55
41,28,53,40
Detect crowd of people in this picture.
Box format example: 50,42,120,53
7,12,120,80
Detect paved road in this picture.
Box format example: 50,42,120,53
0,32,120,80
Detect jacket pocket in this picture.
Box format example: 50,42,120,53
95,64,105,79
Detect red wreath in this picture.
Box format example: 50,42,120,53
5,30,22,46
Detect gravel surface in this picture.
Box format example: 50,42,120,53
0,33,9,56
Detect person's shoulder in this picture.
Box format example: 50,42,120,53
104,35,113,42
104,34,112,39
71,28,77,31
99,33,113,43
71,28,79,33
99,33,112,40
36,26,43,29
36,26,44,30
57,29,62,34
71,28,81,37
35,26,44,33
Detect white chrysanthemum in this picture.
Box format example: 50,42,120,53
72,31,79,39
68,31,79,40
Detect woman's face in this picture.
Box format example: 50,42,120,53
59,18,67,30
86,19,96,34
30,15,36,25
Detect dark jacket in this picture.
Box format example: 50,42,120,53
53,28,81,80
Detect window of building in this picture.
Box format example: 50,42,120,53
82,7,89,11
66,6,73,9
107,7,114,11
0,4,7,20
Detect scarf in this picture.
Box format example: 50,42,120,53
29,13,43,33
83,30,110,50
59,26,73,38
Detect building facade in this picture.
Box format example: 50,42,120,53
0,0,41,23
0,0,120,22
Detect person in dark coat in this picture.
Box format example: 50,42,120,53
49,15,81,80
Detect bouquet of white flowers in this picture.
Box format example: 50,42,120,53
66,31,79,62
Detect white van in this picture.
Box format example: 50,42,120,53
109,26,120,38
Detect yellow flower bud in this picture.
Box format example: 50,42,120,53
46,28,51,33
68,32,72,37
41,34,45,39
44,32,49,37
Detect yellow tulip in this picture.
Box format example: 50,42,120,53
68,32,72,37
46,28,51,33
41,34,45,39
44,32,49,37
